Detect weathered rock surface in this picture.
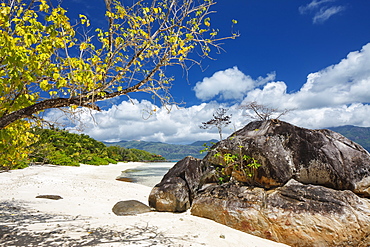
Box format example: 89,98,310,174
148,156,209,212
148,176,190,212
148,120,370,246
205,120,370,197
191,179,370,247
35,195,63,200
112,200,151,216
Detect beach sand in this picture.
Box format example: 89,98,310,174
0,162,289,246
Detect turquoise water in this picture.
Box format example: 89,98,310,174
119,162,176,187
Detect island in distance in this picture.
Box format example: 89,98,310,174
104,139,218,161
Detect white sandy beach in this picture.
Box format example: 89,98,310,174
0,162,289,246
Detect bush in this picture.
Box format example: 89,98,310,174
48,151,80,166
83,156,109,166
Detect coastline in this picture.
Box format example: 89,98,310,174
0,162,289,246
117,161,176,187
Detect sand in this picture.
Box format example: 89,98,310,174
0,162,289,247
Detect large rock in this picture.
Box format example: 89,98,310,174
191,179,370,247
205,120,370,197
148,156,210,212
148,120,370,246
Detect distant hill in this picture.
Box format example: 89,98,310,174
190,140,217,146
328,125,370,152
104,139,218,161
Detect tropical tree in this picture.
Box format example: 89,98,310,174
0,0,237,169
200,107,232,141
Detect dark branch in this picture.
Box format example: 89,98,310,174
0,97,99,129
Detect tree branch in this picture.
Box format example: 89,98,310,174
0,97,99,129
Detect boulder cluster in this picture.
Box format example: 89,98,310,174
149,120,370,247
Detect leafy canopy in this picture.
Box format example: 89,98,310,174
30,128,165,166
0,0,237,169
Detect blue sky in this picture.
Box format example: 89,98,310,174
47,0,370,144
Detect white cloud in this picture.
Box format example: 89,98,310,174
299,0,345,24
46,43,370,144
193,66,275,101
313,6,345,24
285,104,370,129
299,0,335,14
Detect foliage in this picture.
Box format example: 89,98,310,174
29,128,110,166
125,148,165,162
26,128,165,168
0,120,36,170
239,101,291,121
200,108,232,141
213,148,261,184
0,0,237,167
106,144,165,162
202,136,261,185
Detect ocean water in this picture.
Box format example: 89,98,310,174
118,162,176,187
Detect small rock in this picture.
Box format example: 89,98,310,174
112,200,151,216
36,195,63,200
116,177,135,182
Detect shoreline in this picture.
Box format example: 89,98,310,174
0,162,289,246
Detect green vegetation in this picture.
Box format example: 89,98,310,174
21,128,164,169
0,120,36,170
201,139,261,184
213,151,261,184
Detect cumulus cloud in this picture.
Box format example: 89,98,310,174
286,104,370,129
299,0,345,24
45,100,242,144
46,43,370,143
193,66,275,101
242,43,370,110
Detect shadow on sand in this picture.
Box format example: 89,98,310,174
0,201,178,246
